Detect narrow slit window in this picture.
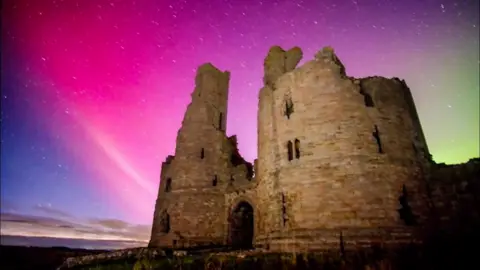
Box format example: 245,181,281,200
212,175,218,186
287,141,293,161
294,139,300,159
165,178,172,192
284,98,294,119
200,148,205,159
281,193,288,226
372,125,384,154
218,113,223,131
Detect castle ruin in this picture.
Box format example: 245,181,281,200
149,46,480,252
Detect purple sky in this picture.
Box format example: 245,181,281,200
1,0,478,248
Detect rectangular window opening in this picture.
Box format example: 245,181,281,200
165,178,172,192
212,175,218,186
294,139,300,159
287,141,293,161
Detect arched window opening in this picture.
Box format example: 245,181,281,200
294,139,301,159
287,141,293,161
165,178,172,192
200,148,205,159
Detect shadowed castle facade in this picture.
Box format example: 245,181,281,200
148,46,480,252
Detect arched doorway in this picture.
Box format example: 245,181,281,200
228,201,254,249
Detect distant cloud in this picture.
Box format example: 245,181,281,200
33,203,74,218
0,212,77,227
0,209,151,248
88,218,129,230
1,235,146,250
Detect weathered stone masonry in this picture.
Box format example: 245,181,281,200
149,63,255,249
149,46,480,252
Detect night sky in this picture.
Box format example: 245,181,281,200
1,0,479,248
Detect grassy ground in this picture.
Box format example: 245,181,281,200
64,246,428,270
2,231,479,270
64,235,480,270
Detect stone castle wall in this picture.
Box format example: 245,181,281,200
427,158,480,233
149,45,479,252
254,46,431,251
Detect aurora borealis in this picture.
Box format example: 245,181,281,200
1,0,479,248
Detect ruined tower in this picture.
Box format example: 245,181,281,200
255,46,430,251
149,63,230,247
149,63,254,248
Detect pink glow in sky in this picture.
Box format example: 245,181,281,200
1,0,478,247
